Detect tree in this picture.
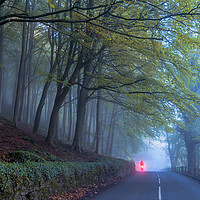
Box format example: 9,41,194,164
32,26,59,134
166,132,187,168
1,0,200,157
12,0,29,127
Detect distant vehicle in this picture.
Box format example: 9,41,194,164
140,160,144,171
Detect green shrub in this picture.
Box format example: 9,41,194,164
0,158,134,199
9,151,45,163
22,136,35,144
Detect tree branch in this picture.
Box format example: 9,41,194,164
88,21,163,40
108,11,200,22
74,79,171,96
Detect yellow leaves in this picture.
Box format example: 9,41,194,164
50,4,55,8
47,0,56,9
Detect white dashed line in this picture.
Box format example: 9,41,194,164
157,174,162,200
158,186,162,200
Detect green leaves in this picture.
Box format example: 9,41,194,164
0,158,132,197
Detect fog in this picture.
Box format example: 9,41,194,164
133,139,170,171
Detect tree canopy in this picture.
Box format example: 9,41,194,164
1,0,200,153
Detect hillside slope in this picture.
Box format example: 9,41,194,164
0,117,103,163
0,117,133,199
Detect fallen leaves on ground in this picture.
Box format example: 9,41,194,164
0,117,107,162
49,177,126,200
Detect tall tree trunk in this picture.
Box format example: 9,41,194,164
71,86,88,151
95,90,101,154
109,121,115,155
87,100,94,146
32,81,53,134
55,113,60,141
177,111,199,170
26,20,35,124
30,80,37,122
82,104,89,147
71,63,90,151
71,0,94,150
187,142,196,169
46,87,70,146
45,57,82,146
45,97,48,126
32,28,55,134
18,58,26,122
177,126,197,169
166,133,176,169
45,42,83,146
67,90,72,142
101,103,108,154
183,132,196,169
61,98,67,140
47,92,54,125
13,1,28,127
100,103,105,153
106,104,116,155
165,132,183,169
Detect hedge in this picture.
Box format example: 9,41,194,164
0,157,135,199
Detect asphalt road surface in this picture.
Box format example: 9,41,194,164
91,171,200,200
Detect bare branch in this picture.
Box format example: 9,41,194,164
108,11,200,22
74,78,171,96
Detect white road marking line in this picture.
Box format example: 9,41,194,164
157,173,162,200
158,186,162,200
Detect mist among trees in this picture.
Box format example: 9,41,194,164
1,0,200,165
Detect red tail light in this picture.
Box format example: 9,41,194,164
139,161,144,171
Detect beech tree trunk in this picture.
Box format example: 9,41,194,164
30,81,37,122
13,1,28,127
26,20,35,124
95,90,101,154
32,81,52,134
166,133,177,169
45,53,83,146
32,28,55,134
61,98,67,139
71,87,88,150
106,104,116,155
109,122,115,155
82,104,89,147
87,100,94,146
71,63,90,151
183,131,196,169
18,57,26,122
177,125,197,169
101,103,108,154
46,87,70,146
67,90,72,142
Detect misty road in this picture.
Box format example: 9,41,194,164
91,172,200,200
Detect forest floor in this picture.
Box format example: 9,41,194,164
0,117,128,200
